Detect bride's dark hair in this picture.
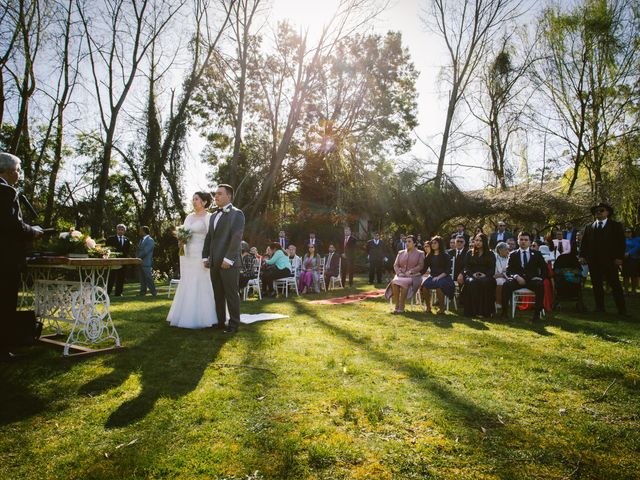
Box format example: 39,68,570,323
194,191,213,208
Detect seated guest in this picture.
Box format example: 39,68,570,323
323,243,340,287
287,244,302,275
420,236,455,314
489,221,514,250
261,243,292,297
623,227,640,296
531,241,540,251
449,237,456,251
250,246,262,262
298,244,322,294
385,235,424,314
493,242,510,312
415,234,424,251
239,241,257,290
552,230,571,256
461,233,496,317
506,237,516,252
501,231,547,320
447,235,467,286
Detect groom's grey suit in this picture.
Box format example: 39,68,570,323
202,204,245,330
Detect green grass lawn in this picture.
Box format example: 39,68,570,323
1,279,639,479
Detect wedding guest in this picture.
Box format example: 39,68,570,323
385,235,424,314
489,221,514,250
506,237,516,252
493,242,510,313
366,232,386,285
395,233,407,253
261,242,292,297
0,152,44,361
249,246,262,262
579,203,627,315
277,229,289,250
564,221,579,253
323,243,340,287
449,237,456,251
447,235,467,286
415,234,424,251
239,242,257,291
461,233,496,318
531,241,540,251
306,231,322,254
420,236,455,314
623,227,640,296
552,230,571,256
287,244,302,275
341,226,357,287
136,225,157,297
298,244,322,294
451,223,470,246
105,223,131,296
501,231,547,321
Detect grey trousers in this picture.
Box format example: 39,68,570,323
139,266,157,295
210,266,241,329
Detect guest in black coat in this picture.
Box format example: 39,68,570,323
366,232,386,284
489,221,514,250
0,153,44,360
501,231,548,320
323,243,340,287
447,235,468,286
461,233,496,317
451,223,470,247
579,203,627,315
420,236,455,314
105,223,132,296
563,221,579,254
341,226,357,287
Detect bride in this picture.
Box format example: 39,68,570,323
167,191,218,328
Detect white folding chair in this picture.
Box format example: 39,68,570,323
243,259,262,300
317,259,327,291
512,288,545,319
329,258,343,290
274,263,299,297
168,279,180,298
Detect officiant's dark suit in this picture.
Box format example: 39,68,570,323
0,153,43,358
203,185,245,333
106,226,131,296
580,203,626,315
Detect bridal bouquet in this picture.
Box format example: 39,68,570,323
176,226,192,256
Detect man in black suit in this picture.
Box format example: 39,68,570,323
563,221,579,254
202,184,245,333
341,226,357,287
579,203,626,316
0,153,44,360
501,231,547,320
276,229,289,250
306,231,322,254
366,232,386,284
105,224,131,296
447,235,468,286
451,223,470,247
489,221,514,250
323,243,340,287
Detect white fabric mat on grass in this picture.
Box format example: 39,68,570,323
240,313,289,324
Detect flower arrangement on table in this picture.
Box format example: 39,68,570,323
176,226,192,256
45,228,120,258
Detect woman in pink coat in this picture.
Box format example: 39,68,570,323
385,235,425,313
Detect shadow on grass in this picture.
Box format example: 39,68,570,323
79,319,229,429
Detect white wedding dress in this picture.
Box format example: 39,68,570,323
167,212,218,328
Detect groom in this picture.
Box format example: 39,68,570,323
202,184,245,333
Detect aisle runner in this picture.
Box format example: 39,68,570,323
240,313,289,324
308,289,386,305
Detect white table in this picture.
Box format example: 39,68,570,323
22,257,142,356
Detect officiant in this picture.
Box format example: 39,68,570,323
0,152,44,361
105,224,131,296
